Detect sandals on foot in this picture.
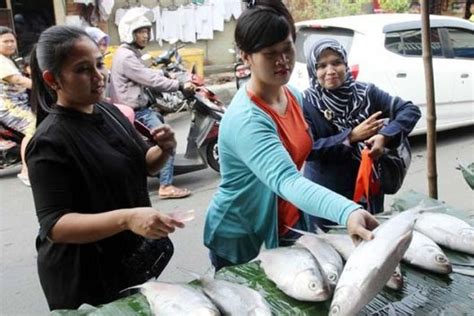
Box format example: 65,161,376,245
159,186,192,199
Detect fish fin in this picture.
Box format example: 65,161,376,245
285,225,318,237
176,267,203,281
120,283,145,293
451,261,474,267
453,268,474,277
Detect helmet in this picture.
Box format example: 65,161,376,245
118,7,154,44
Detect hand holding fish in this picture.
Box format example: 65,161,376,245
346,209,379,245
126,207,185,239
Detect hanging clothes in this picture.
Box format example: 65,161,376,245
223,0,242,21
152,5,163,46
210,0,225,32
161,7,184,43
195,3,214,40
181,5,197,43
99,0,115,21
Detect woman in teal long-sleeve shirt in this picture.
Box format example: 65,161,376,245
204,0,379,270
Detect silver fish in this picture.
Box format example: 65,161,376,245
295,234,344,288
196,275,271,316
129,281,220,316
415,212,474,255
291,228,403,290
257,247,331,302
329,208,418,315
403,230,452,274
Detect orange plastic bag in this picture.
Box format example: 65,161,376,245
353,148,380,210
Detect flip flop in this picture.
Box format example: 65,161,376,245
159,186,192,199
17,174,31,187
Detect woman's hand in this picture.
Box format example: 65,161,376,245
346,209,379,245
151,124,176,155
365,134,386,160
126,207,185,239
349,111,385,143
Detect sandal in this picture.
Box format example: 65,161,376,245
159,185,192,199
17,174,31,187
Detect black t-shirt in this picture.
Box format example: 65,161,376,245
26,103,152,309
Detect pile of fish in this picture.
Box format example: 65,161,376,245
129,208,473,315
257,207,473,315
127,275,272,315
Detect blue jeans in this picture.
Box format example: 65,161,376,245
134,108,174,186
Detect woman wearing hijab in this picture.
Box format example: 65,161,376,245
302,38,421,230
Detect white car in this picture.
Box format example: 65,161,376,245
289,14,474,135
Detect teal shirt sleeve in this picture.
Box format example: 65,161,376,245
231,110,361,226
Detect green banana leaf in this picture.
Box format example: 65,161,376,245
51,191,474,315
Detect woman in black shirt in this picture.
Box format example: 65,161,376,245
26,25,185,310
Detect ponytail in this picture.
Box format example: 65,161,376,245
29,46,55,126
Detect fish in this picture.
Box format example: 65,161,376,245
257,247,331,302
403,230,453,274
414,212,474,255
125,281,220,316
194,275,272,316
294,234,344,288
289,227,403,290
329,208,418,315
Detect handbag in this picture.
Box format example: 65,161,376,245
377,97,412,194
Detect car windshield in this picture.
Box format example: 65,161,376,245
295,27,354,63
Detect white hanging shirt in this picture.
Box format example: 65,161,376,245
195,4,214,40
211,0,225,32
161,8,183,43
181,6,197,43
115,7,127,26
99,0,115,21
223,0,242,21
152,6,163,45
73,0,94,4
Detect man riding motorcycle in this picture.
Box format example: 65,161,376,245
110,9,194,199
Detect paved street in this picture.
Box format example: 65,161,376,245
0,108,473,314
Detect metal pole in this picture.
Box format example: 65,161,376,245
421,0,438,198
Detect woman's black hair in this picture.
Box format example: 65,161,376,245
30,25,92,126
0,26,15,37
235,0,296,54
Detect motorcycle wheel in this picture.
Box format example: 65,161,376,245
206,138,220,172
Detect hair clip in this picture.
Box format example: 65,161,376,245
246,0,256,8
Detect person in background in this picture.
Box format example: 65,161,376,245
203,0,379,271
0,26,35,186
84,26,134,123
110,10,194,199
85,26,110,56
408,1,421,14
26,25,185,310
302,38,421,230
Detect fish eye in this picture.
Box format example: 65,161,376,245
308,281,318,291
328,273,338,282
435,254,447,263
330,305,340,315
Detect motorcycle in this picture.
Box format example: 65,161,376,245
229,48,251,90
138,46,226,173
0,123,23,170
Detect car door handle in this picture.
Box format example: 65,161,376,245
396,73,407,78
460,73,469,78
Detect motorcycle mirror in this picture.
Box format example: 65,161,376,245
141,54,152,61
